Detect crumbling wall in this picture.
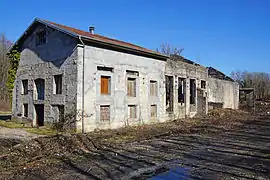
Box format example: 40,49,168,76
208,77,239,109
165,58,208,118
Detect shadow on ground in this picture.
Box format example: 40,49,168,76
6,117,270,180
0,114,11,121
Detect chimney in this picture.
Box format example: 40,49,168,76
89,26,95,34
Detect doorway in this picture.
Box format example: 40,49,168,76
166,75,174,112
35,104,44,126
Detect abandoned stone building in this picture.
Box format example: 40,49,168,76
11,18,239,132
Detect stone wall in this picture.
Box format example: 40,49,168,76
12,23,78,125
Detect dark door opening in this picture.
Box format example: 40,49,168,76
166,75,174,112
35,104,44,126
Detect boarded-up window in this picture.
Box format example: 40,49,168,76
201,80,206,89
100,105,110,121
127,78,136,97
178,78,186,103
100,76,111,95
190,79,196,104
23,104,28,117
128,105,137,119
150,80,157,96
54,75,62,94
151,105,157,118
22,80,28,95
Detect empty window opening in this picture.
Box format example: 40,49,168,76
52,105,65,122
166,75,174,112
35,79,45,100
190,79,196,105
100,105,110,121
151,105,157,118
22,80,28,95
178,78,186,103
97,66,113,72
23,104,28,117
127,78,136,97
36,30,46,46
54,75,63,94
35,104,44,126
100,76,111,95
150,80,157,96
128,105,137,119
201,80,206,89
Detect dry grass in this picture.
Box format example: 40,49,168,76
25,128,58,136
0,109,255,175
0,121,25,128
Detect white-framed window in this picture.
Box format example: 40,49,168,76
151,105,157,118
150,80,157,96
100,105,110,121
100,76,111,95
127,77,136,97
128,105,137,119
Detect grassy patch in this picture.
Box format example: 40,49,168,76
26,128,58,136
0,111,11,115
0,121,25,128
104,134,135,143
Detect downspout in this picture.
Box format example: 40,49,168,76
79,36,85,133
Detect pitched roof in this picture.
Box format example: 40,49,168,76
12,18,168,60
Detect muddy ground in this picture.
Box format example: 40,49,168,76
0,111,270,180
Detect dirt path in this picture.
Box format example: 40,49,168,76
0,126,41,153
0,126,40,140
2,117,270,180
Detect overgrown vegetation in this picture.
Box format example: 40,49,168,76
0,34,20,111
6,49,20,102
0,34,12,111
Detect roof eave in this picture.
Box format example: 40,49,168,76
80,35,168,60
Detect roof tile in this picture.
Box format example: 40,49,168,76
43,20,164,57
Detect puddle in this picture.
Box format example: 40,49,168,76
149,160,190,180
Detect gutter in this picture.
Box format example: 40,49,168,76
79,35,85,133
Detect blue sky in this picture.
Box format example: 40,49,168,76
1,0,269,75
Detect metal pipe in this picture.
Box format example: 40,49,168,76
79,36,85,133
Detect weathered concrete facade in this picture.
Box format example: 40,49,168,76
76,46,167,131
207,67,239,109
165,57,208,119
12,22,78,126
11,19,239,132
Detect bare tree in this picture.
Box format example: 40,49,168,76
231,70,270,100
0,34,12,108
156,43,184,57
